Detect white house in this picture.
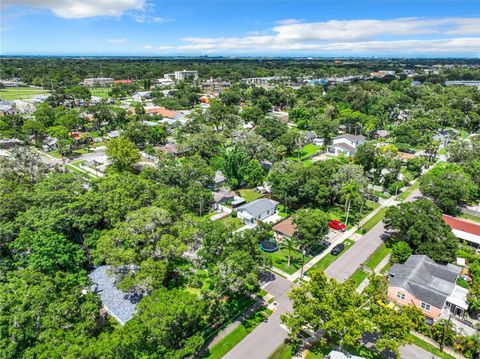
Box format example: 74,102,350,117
237,198,278,225
327,134,366,157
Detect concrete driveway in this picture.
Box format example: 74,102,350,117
224,273,293,359
324,221,386,282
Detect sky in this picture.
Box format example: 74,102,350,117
1,0,479,57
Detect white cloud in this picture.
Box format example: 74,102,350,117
276,18,302,26
107,38,127,44
3,0,145,19
131,14,172,23
147,17,479,55
142,45,174,50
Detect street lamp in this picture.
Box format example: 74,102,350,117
300,248,307,280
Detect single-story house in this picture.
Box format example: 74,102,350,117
0,104,19,116
157,143,178,156
388,255,468,321
0,138,22,149
144,106,177,118
42,137,58,151
369,129,390,139
212,188,236,210
327,134,365,157
273,217,296,241
132,91,152,101
442,215,480,250
88,266,138,325
237,198,278,225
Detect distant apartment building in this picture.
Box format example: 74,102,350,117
370,70,396,78
445,81,480,89
241,76,284,85
82,78,114,87
164,70,199,81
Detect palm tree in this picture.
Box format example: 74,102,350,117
341,180,361,227
283,236,297,268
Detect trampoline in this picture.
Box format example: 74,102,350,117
260,240,279,253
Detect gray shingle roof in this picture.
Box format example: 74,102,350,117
389,255,461,309
334,134,366,142
237,198,278,218
329,142,355,152
88,265,138,325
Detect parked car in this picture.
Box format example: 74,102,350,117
331,243,345,256
328,220,347,232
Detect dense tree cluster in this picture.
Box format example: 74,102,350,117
0,148,271,358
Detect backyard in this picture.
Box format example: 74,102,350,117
219,215,244,231
286,144,322,162
0,86,49,100
238,188,263,203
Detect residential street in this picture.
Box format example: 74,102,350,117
324,221,386,282
223,274,293,359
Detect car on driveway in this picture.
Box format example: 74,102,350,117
331,243,345,256
328,220,347,232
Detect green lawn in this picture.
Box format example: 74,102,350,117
460,213,480,224
306,239,355,274
0,87,49,100
238,188,263,203
397,181,420,201
91,88,111,98
219,215,244,231
268,343,295,359
409,335,456,359
277,204,292,218
349,268,368,287
374,190,391,199
287,144,322,161
202,306,273,359
269,247,313,275
358,207,387,233
364,244,391,270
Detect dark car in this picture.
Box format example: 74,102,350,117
330,243,345,256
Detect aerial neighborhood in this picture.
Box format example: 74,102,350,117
1,3,480,358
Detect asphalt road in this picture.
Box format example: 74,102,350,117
324,221,386,282
223,273,293,359
400,344,439,359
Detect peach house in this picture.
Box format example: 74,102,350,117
387,255,468,321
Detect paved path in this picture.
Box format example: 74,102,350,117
224,274,293,359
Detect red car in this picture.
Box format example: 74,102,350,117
328,220,347,232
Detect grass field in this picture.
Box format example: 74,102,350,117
358,207,387,233
0,87,49,100
287,144,322,162
219,215,243,231
269,247,313,275
409,335,456,359
306,239,355,274
397,181,420,201
269,343,296,359
364,244,391,270
91,88,111,98
238,188,263,202
349,268,368,287
202,306,273,359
